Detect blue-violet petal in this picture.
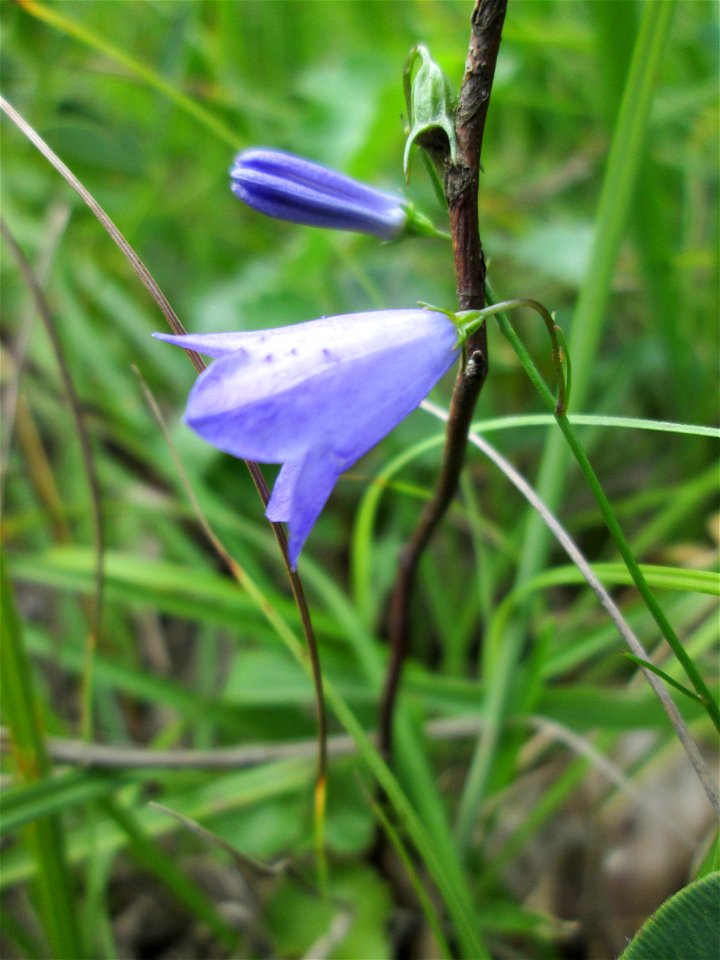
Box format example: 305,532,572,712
155,309,458,567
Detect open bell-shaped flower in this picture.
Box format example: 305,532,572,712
155,309,459,568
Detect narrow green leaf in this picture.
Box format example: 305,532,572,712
0,553,86,958
1,769,140,836
621,654,705,704
516,0,679,581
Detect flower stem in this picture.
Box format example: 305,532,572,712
456,297,569,412
494,305,720,733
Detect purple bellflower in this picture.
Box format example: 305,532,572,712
231,148,439,240
155,309,459,568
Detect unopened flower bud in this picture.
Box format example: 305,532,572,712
230,148,408,240
403,45,457,179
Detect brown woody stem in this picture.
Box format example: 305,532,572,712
379,0,507,761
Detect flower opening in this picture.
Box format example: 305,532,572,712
155,309,459,567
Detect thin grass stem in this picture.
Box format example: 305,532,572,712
421,401,720,832
0,94,330,876
515,0,678,582
1,220,104,743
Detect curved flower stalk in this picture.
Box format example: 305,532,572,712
231,148,442,240
155,310,459,568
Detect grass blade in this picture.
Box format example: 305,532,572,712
516,0,678,582
0,552,86,958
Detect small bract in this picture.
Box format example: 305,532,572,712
155,309,459,568
230,148,408,240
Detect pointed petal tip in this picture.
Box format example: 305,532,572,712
286,532,303,572
153,332,190,349
265,455,341,570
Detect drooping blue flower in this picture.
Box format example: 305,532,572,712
230,148,408,240
155,309,459,568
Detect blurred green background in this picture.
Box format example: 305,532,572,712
1,2,718,958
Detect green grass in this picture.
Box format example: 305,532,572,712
1,1,718,958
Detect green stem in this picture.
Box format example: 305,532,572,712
494,308,720,733
457,298,568,411
514,0,677,582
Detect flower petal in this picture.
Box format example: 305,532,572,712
156,308,460,564
171,310,458,465
157,308,454,385
266,454,341,569
152,331,257,359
